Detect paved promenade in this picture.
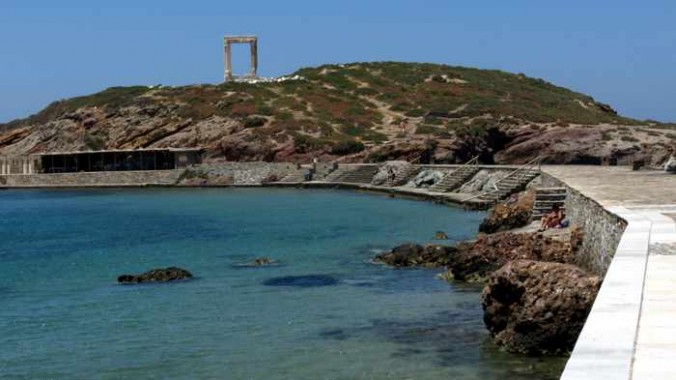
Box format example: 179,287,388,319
541,166,676,380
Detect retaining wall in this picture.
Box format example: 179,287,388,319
185,162,307,185
0,170,184,187
539,173,627,275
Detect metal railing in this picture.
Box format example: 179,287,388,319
431,155,479,187
461,156,542,203
453,155,480,171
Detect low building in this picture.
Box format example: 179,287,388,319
0,148,202,175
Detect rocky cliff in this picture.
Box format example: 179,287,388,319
2,62,674,164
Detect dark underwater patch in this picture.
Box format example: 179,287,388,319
318,328,350,341
262,274,339,287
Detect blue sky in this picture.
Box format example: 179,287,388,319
1,0,675,122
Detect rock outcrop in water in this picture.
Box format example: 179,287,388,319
374,243,466,268
479,190,535,234
117,267,193,284
252,257,273,266
481,260,601,355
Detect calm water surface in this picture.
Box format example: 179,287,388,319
0,188,566,379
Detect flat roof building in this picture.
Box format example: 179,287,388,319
0,148,202,175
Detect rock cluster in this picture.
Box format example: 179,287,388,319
376,226,595,356
371,161,414,186
117,267,193,284
482,260,601,355
446,231,577,282
374,243,463,268
479,190,535,234
407,170,443,188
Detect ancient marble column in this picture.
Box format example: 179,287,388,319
249,40,258,78
224,40,232,82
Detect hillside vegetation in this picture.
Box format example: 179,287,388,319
1,62,673,165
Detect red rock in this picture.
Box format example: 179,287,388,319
482,260,601,355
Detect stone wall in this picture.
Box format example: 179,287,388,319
186,162,306,185
566,188,627,275
539,173,627,275
0,170,184,187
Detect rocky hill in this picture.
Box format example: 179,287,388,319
1,62,674,164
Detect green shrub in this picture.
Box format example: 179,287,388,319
404,108,425,117
415,125,439,135
423,116,444,125
255,103,274,116
84,133,106,150
243,116,267,128
330,140,364,155
293,134,327,153
277,111,293,121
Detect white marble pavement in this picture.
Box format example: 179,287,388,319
540,166,676,380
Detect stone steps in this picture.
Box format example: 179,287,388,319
429,166,480,193
276,171,308,183
531,187,567,220
390,165,421,186
324,165,380,184
477,170,540,204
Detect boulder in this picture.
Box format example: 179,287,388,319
374,243,459,268
371,161,414,186
253,257,273,266
479,190,535,234
665,155,676,173
447,230,579,282
408,170,443,188
117,267,193,284
482,260,601,355
457,169,503,193
435,231,448,240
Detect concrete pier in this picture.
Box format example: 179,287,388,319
542,166,676,380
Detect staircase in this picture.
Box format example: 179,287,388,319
477,168,540,204
162,169,187,185
429,166,480,192
429,156,480,193
388,165,421,186
276,170,308,183
531,187,567,221
461,157,543,207
324,165,380,184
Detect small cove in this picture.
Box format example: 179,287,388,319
0,188,566,379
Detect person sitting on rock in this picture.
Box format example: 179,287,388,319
539,204,564,231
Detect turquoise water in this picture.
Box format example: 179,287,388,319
0,188,566,379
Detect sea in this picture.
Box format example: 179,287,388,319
0,188,566,379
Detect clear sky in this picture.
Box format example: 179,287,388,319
1,0,674,123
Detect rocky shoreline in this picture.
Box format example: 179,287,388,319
374,191,600,356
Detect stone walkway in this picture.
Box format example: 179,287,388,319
631,207,676,379
541,166,676,380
